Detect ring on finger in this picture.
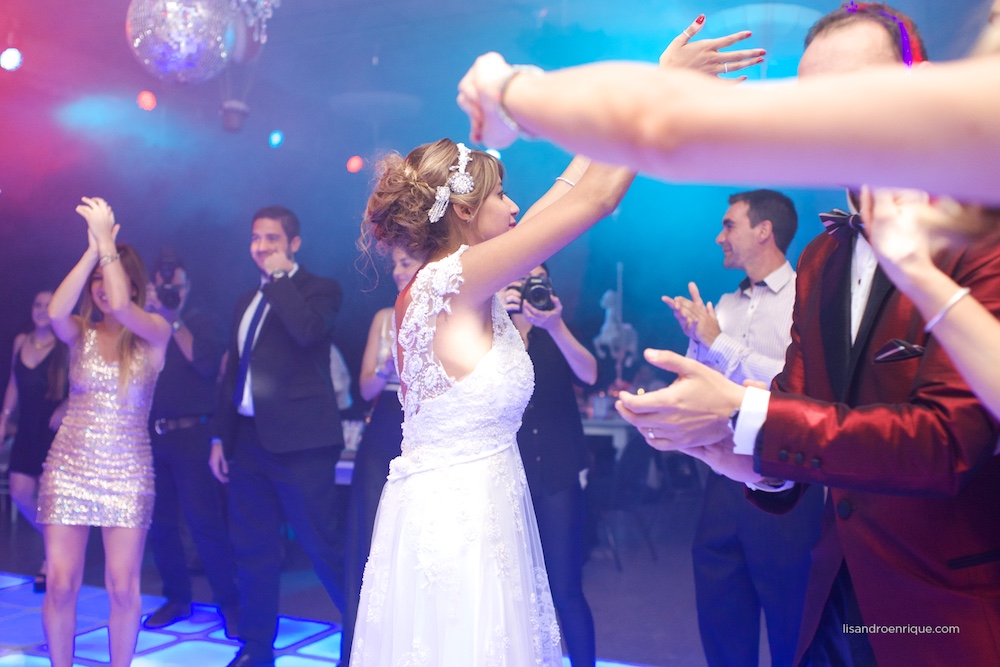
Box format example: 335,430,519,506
724,62,729,74
682,29,692,37
646,429,656,439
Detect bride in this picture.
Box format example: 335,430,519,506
352,138,633,665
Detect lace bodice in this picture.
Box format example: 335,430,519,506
391,246,534,476
354,246,561,666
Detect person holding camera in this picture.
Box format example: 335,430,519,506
143,251,239,634
503,264,599,667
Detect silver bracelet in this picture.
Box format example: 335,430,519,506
497,65,544,138
555,176,576,187
98,253,121,267
923,286,971,333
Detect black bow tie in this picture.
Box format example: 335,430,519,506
819,208,867,240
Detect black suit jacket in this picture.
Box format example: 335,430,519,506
214,266,344,455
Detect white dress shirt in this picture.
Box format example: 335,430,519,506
688,261,796,387
235,263,299,416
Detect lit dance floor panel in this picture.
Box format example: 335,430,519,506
0,572,655,666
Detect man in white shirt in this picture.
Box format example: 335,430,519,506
666,190,822,667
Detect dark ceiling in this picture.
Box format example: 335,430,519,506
0,0,992,390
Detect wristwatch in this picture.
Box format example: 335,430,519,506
271,269,287,281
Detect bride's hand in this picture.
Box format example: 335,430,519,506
658,14,764,80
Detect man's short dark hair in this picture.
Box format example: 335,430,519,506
728,189,798,254
805,2,928,65
252,205,301,241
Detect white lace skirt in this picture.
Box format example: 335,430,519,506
351,443,562,666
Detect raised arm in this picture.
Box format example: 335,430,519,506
862,188,1000,422
260,274,340,348
48,214,101,345
76,197,172,350
516,156,591,224
458,54,1000,205
459,158,635,305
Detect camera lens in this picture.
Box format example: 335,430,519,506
156,284,181,310
523,277,555,311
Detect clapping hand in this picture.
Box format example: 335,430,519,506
662,282,721,347
659,14,764,80
76,197,119,251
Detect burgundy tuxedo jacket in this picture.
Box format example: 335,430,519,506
748,230,1000,666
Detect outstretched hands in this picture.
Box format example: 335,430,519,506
616,348,744,451
457,14,762,147
658,14,764,80
663,282,721,347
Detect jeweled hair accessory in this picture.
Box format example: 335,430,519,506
428,143,475,223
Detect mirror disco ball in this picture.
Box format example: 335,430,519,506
126,0,236,84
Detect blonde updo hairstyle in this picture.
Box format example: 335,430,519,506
360,138,504,261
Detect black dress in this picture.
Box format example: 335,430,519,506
10,350,61,477
518,327,596,667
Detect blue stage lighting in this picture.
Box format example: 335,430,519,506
269,130,284,148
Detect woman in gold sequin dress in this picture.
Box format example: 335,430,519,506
40,197,171,667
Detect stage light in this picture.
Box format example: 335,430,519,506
0,47,23,71
346,155,363,173
136,90,157,111
268,130,284,148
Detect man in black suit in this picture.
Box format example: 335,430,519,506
210,205,345,667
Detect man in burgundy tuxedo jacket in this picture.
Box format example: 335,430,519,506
617,6,1000,666
746,226,1000,666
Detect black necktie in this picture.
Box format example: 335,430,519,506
819,208,866,240
232,296,267,408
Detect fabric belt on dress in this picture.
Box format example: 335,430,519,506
153,414,212,435
386,441,513,481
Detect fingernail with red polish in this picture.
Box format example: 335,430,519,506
746,31,752,37
696,14,705,24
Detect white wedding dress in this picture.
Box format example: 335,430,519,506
351,246,562,666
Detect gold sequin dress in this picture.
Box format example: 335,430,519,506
38,327,158,528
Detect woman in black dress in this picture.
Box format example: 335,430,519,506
503,263,599,667
0,290,69,590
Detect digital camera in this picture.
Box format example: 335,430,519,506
518,275,555,312
155,257,182,310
